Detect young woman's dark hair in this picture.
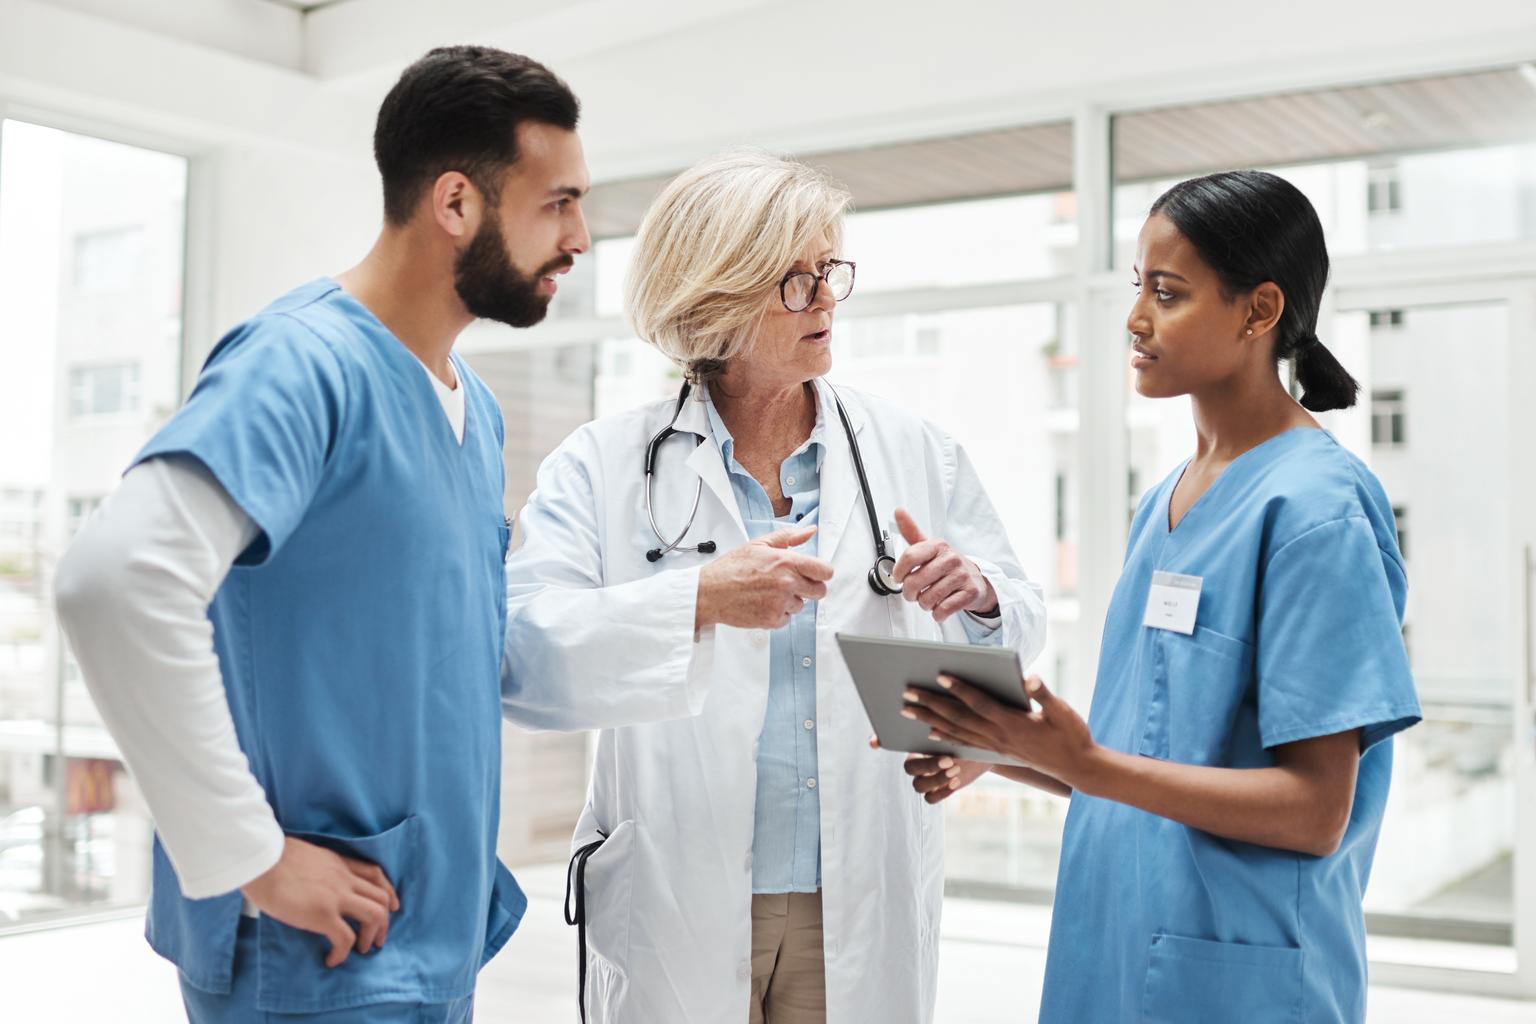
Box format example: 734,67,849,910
1150,170,1359,412
373,46,580,226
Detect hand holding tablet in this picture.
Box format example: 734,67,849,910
835,633,1033,766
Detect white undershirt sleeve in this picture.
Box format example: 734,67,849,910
54,455,285,899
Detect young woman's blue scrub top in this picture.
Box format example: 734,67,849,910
1040,428,1420,1024
131,280,525,1014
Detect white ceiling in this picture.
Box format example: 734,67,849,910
583,122,1076,239
256,0,345,10
1115,64,1536,182
579,64,1536,238
33,0,782,84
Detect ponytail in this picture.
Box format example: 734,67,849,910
1151,171,1362,413
1288,334,1359,412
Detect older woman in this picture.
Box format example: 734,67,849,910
502,151,1045,1024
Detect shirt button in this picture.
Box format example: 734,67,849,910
737,960,751,982
801,656,812,668
752,631,767,648
804,719,815,731
806,778,817,789
745,852,754,871
785,475,797,486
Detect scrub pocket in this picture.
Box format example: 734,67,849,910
1140,626,1255,765
1142,932,1302,1023
496,517,511,562
479,859,527,968
255,815,422,1014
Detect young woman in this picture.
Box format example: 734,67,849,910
901,170,1420,1023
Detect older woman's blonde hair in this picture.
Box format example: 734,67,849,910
624,150,850,385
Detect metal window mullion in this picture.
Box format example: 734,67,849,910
1070,103,1124,706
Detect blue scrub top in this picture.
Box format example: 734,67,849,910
133,280,524,1014
1040,428,1420,1024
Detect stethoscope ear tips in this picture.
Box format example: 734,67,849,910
698,541,717,554
645,549,663,563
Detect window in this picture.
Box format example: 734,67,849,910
1367,164,1403,215
913,324,942,357
1391,503,1408,559
66,496,103,537
72,226,144,291
1370,309,1406,329
68,363,141,418
1372,389,1407,447
1112,65,1536,264
1054,472,1067,541
0,119,186,928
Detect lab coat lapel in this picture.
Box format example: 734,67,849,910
674,391,748,543
814,378,873,567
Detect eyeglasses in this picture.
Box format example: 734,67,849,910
779,259,856,312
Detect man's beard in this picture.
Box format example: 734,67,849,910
453,217,571,328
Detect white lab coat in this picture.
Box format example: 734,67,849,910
503,377,1045,1023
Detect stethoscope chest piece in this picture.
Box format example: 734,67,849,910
869,553,900,596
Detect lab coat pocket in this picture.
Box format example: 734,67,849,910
254,815,422,1014
1140,627,1254,765
1142,932,1302,1023
579,818,637,1011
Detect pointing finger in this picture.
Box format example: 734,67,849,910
894,507,926,545
759,524,817,549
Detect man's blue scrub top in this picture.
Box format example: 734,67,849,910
133,279,524,1014
1040,428,1420,1024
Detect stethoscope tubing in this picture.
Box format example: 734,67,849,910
644,380,897,595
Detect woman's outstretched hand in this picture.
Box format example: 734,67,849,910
900,674,1097,789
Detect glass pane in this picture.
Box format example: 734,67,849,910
0,120,186,927
1327,301,1517,960
845,192,1078,292
831,303,1077,892
593,236,635,320
1112,65,1536,266
473,343,602,868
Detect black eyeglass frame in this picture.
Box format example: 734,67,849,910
778,259,857,312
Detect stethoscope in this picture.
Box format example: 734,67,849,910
644,381,901,596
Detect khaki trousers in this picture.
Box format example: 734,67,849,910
748,891,827,1024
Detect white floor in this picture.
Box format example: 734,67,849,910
5,864,1533,1023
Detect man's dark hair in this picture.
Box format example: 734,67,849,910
374,46,580,226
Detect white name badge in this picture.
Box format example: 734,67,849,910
1143,571,1202,635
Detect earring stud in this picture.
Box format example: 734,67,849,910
1245,329,1254,336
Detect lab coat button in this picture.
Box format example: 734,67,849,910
745,852,754,871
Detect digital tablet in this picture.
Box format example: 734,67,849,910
834,632,1030,767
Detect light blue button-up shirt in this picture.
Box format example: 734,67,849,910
706,394,826,893
706,387,1002,894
